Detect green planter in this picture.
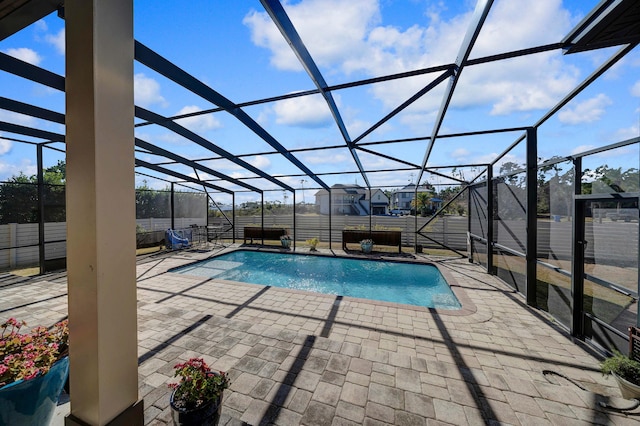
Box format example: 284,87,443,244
360,242,373,253
281,238,292,248
0,356,69,426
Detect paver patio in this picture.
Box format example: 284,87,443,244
2,244,639,425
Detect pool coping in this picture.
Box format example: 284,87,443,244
168,247,477,316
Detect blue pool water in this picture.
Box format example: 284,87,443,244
173,250,461,310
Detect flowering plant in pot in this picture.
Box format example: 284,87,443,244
601,351,640,399
0,318,70,426
169,357,230,425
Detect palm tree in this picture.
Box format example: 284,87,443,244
411,192,431,216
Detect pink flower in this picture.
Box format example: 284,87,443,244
0,318,69,387
169,357,230,411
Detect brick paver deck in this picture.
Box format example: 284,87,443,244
2,244,638,425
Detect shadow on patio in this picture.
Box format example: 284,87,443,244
2,247,639,425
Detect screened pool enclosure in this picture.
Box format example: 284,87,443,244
1,0,639,358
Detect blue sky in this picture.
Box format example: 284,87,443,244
1,0,639,204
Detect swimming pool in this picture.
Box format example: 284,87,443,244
173,250,461,310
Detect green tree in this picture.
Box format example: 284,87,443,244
437,186,467,216
537,157,573,216
411,192,431,216
589,165,639,193
0,161,66,224
499,161,525,187
135,181,171,219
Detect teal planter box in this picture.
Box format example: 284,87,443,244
0,356,69,426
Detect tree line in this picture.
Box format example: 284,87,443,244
0,163,207,225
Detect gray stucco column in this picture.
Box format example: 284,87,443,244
64,0,142,424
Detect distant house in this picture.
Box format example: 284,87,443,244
390,184,436,213
314,184,389,215
369,188,389,215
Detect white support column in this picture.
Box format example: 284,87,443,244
64,0,142,424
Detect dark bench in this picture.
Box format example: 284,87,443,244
342,229,402,253
244,227,288,245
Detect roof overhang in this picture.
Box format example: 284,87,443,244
563,0,640,54
0,0,61,41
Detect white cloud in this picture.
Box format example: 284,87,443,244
346,118,371,137
34,20,48,32
301,152,349,165
570,144,595,155
188,171,212,181
174,105,221,132
273,94,333,128
358,153,399,169
245,0,580,117
613,125,640,142
155,132,191,145
0,158,36,181
244,0,380,71
558,94,612,125
134,73,168,107
471,152,523,170
456,0,579,115
451,148,470,161
248,155,271,169
398,108,438,134
0,110,37,126
632,81,640,97
230,171,248,179
572,143,636,159
0,139,12,155
3,48,42,65
201,159,251,174
45,29,65,55
474,0,571,56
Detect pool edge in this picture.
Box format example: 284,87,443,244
168,247,476,316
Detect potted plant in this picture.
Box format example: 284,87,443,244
306,237,319,251
360,239,374,253
280,234,292,249
0,318,70,426
169,357,230,425
601,351,640,399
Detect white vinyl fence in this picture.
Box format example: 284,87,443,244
0,222,66,270
0,217,206,270
209,214,470,250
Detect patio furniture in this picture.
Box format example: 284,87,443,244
166,229,190,250
342,229,402,253
243,227,289,245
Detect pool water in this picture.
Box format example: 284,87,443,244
173,250,461,310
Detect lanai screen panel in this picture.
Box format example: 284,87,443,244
468,181,489,268
494,171,527,293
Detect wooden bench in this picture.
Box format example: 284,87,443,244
342,229,402,253
244,227,288,245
